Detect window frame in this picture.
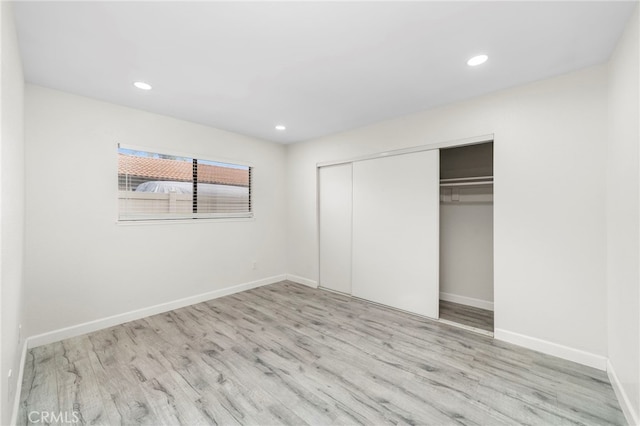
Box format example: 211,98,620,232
117,143,254,223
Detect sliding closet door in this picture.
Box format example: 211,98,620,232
352,150,440,318
319,163,352,294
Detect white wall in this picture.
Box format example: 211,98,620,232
287,65,608,365
24,85,287,337
0,2,25,424
606,5,640,424
440,203,493,307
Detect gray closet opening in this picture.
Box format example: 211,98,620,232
439,142,494,334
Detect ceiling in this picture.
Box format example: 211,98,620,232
13,1,637,144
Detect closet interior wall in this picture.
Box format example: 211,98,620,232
440,143,494,311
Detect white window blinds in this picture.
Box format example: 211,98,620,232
118,146,252,221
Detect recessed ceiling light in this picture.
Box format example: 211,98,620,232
133,81,152,90
467,54,488,67
275,125,286,131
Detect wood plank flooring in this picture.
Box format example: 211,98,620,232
439,300,494,332
19,281,625,425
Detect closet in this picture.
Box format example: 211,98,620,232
319,150,439,318
318,163,353,295
351,151,439,318
439,142,494,333
318,138,494,332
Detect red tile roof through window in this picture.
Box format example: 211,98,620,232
118,154,249,186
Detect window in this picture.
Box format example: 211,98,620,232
118,145,252,221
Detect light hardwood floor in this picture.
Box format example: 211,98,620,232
19,281,624,425
439,300,494,333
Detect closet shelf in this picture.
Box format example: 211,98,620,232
440,176,493,187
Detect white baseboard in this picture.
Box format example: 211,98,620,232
607,359,639,426
494,328,607,371
10,341,28,426
440,292,494,311
27,274,286,349
285,274,318,288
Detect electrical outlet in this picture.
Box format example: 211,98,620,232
252,261,257,270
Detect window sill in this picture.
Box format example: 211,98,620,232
116,217,255,226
